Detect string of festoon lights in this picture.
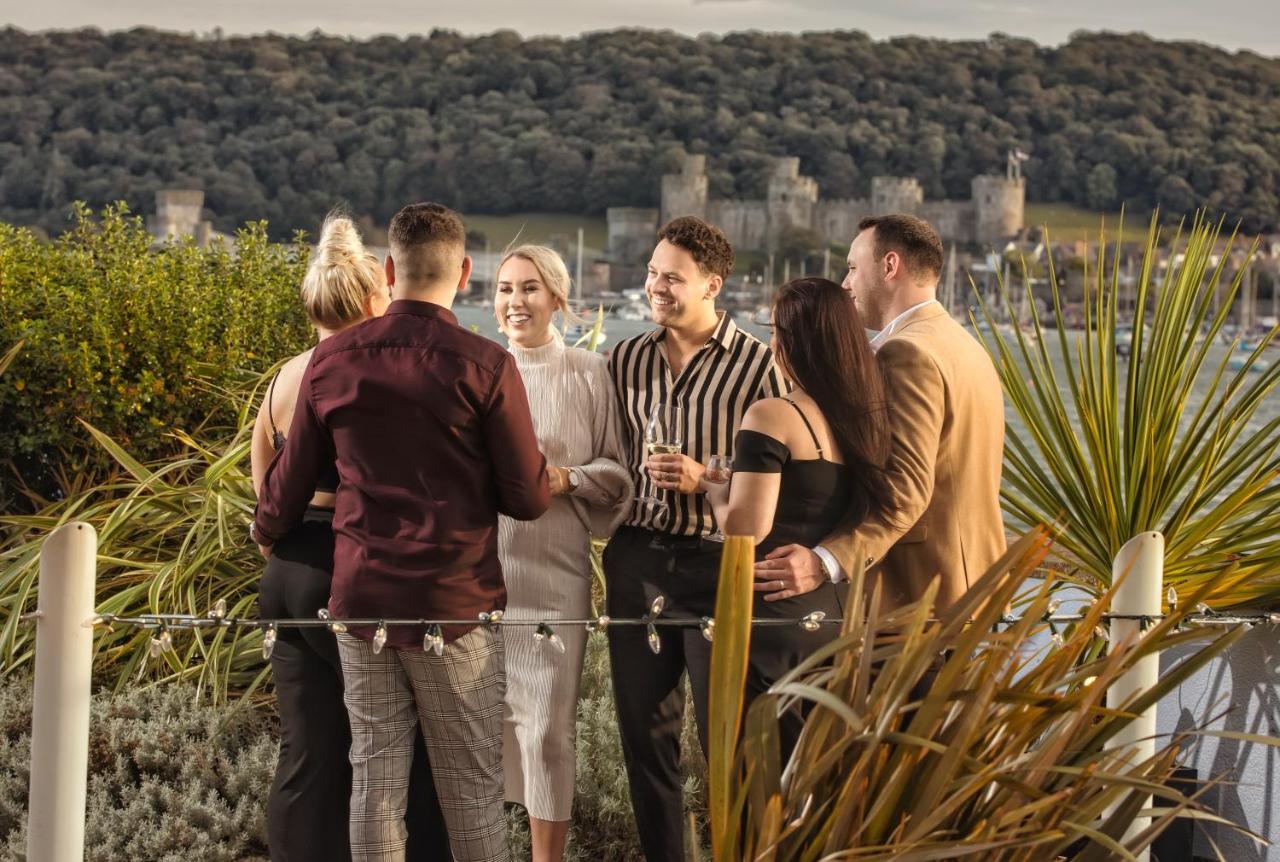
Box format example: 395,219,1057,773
69,585,1280,662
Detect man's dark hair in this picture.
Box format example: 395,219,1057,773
856,214,944,280
388,203,466,283
657,216,735,280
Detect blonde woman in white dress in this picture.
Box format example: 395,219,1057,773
494,245,633,862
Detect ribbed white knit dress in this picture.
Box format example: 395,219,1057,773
498,336,633,821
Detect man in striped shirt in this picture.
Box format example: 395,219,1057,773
604,216,786,862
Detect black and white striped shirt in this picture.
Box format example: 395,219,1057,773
609,312,788,536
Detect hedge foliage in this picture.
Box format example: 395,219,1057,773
0,205,312,504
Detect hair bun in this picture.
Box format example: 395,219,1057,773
300,212,385,330
315,215,363,267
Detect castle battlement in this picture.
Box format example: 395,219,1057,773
771,157,802,179
647,156,1024,251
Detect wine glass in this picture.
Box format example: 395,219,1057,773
640,402,683,522
703,454,733,543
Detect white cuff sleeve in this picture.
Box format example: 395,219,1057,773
813,545,846,584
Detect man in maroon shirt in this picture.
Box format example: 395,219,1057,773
255,203,549,862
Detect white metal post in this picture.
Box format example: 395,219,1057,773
1106,531,1164,861
27,521,96,862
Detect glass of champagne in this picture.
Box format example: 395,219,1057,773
703,454,732,542
641,402,683,522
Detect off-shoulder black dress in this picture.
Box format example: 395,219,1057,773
732,398,851,753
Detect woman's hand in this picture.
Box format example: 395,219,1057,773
546,465,572,496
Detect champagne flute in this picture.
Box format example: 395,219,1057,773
703,454,732,542
641,402,683,522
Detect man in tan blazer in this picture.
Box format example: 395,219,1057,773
755,214,1005,612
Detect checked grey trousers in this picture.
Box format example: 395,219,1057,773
336,628,508,862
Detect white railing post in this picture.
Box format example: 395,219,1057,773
1106,531,1164,861
27,521,96,862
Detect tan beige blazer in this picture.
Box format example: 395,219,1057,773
823,303,1006,612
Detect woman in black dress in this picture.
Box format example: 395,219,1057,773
700,276,894,751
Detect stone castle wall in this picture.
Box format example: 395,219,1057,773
606,207,658,265
708,200,769,251
919,201,974,244
644,154,1025,254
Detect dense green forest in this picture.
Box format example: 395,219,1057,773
1,26,1278,236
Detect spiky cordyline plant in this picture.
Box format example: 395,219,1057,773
0,370,271,703
977,213,1280,607
708,530,1276,861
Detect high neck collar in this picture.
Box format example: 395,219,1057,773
508,333,565,365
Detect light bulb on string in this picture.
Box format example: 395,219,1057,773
700,617,715,642
799,611,826,632
649,595,666,618
150,626,173,658
423,624,445,657
647,623,662,655
372,622,388,654
261,623,278,660
587,615,611,633
209,598,227,620
318,608,347,633
535,622,566,654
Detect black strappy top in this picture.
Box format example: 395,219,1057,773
731,398,851,557
267,372,340,494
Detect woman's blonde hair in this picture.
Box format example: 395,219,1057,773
496,244,586,334
300,214,385,330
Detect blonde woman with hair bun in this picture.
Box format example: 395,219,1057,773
250,214,448,862
493,245,634,862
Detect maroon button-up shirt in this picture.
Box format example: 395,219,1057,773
254,300,550,648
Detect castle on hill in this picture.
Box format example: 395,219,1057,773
608,153,1026,262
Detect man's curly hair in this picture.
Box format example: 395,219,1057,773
657,216,735,279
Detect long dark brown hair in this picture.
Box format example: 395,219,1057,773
771,277,894,525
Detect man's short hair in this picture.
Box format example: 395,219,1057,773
857,214,944,280
388,203,466,283
657,216,734,280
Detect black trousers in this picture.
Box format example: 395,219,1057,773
259,507,450,862
604,526,720,862
605,527,849,861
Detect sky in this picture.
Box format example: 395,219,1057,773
3,0,1279,56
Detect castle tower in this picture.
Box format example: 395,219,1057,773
765,157,818,247
971,174,1025,245
660,154,708,226
870,177,924,215
147,190,213,245
607,207,659,264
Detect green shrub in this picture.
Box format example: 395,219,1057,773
0,204,312,505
